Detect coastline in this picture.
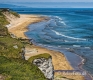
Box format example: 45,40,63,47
8,14,73,70
8,14,85,80
8,14,46,39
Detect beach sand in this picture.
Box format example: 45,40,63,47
8,14,84,80
25,44,73,70
8,14,46,39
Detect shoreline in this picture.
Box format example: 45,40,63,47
76,53,93,80
8,14,86,80
8,14,46,39
8,15,73,69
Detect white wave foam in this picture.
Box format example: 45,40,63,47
64,40,69,42
65,48,70,49
73,45,81,47
59,21,66,25
48,45,53,47
55,16,62,20
55,16,66,26
52,30,86,41
58,46,61,47
85,47,90,49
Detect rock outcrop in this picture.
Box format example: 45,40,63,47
33,57,54,80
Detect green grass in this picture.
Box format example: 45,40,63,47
0,11,10,25
10,11,20,18
0,9,47,80
0,16,9,25
28,53,51,63
0,56,46,80
0,36,24,58
0,11,9,36
0,24,8,36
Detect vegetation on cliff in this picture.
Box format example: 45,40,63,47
0,9,46,80
0,56,46,80
0,36,23,58
28,53,51,63
10,11,20,18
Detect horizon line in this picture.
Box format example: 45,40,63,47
1,1,93,3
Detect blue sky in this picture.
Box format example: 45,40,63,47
0,0,93,8
1,0,93,2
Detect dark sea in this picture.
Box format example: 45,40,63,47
1,2,93,78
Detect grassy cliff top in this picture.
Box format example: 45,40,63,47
0,56,46,80
28,53,51,63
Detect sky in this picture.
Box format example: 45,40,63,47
0,0,93,8
1,0,93,2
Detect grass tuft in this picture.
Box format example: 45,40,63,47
0,56,46,80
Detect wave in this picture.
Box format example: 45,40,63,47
85,47,90,49
73,45,81,47
59,21,66,25
48,19,58,27
52,30,86,41
55,16,62,20
54,16,66,26
64,40,69,42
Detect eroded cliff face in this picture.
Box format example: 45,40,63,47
2,11,19,24
33,57,54,80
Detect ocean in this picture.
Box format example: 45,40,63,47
1,3,93,77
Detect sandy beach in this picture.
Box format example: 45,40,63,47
8,14,46,39
8,14,72,70
8,14,84,80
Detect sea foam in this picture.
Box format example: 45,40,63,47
52,30,86,41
